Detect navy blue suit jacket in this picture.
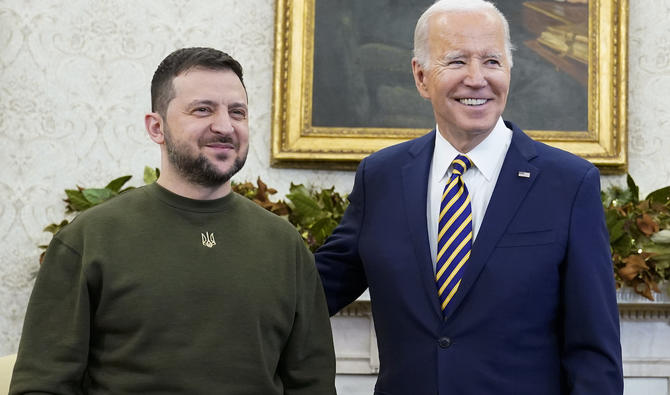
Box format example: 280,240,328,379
315,122,623,394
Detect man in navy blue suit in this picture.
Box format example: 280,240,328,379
315,0,623,393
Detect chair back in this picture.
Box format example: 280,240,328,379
0,354,17,395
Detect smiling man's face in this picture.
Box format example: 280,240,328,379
162,68,249,187
412,9,511,151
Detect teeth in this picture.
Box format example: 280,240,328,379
459,98,487,106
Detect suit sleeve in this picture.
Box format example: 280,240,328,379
561,166,623,394
10,237,91,395
315,158,369,315
278,239,336,395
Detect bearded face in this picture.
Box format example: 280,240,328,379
163,126,248,187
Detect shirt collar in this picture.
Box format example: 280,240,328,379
432,117,511,183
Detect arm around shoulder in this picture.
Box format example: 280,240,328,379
315,158,369,315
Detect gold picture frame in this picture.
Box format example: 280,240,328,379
271,0,627,172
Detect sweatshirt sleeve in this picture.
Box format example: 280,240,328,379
278,240,336,395
10,237,92,395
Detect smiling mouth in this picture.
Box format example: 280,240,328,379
459,98,488,106
203,137,237,150
206,143,235,149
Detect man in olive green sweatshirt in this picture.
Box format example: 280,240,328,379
10,47,336,395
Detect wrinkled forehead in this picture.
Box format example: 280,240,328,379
169,68,248,107
427,10,507,55
428,9,504,37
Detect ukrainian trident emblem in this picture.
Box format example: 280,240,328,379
201,232,216,248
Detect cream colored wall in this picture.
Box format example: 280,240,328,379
611,0,670,193
0,0,668,355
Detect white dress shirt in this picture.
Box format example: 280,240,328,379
426,117,512,271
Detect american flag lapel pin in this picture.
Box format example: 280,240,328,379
517,171,531,178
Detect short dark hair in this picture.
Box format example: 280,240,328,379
150,47,245,117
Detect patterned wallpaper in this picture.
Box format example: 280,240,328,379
618,0,670,192
0,0,668,355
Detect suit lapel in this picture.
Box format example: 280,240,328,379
444,124,540,320
401,131,443,319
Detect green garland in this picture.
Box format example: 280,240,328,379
602,175,670,300
41,168,670,300
40,167,347,256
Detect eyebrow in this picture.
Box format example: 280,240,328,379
441,51,504,61
187,99,217,109
442,51,465,61
483,52,503,60
186,99,248,110
228,102,248,110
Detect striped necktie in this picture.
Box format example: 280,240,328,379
436,154,473,315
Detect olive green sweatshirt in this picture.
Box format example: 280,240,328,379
10,183,336,394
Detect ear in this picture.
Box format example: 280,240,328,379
145,112,165,144
411,58,430,99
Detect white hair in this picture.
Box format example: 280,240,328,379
413,0,514,69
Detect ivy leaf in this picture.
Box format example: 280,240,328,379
144,166,160,184
611,233,634,257
233,181,259,200
82,188,116,206
287,191,322,221
43,219,70,234
317,187,336,212
646,186,670,205
602,185,634,207
607,218,627,243
288,183,310,198
286,184,322,221
626,174,639,204
105,175,132,193
65,189,93,212
43,224,60,234
310,217,339,246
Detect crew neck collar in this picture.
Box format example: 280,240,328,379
146,182,236,213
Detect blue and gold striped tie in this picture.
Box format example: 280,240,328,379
436,154,473,315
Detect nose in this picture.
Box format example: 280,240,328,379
211,111,235,134
463,63,487,88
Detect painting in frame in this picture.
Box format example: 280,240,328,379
271,0,627,172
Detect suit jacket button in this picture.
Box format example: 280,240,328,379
438,337,452,348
